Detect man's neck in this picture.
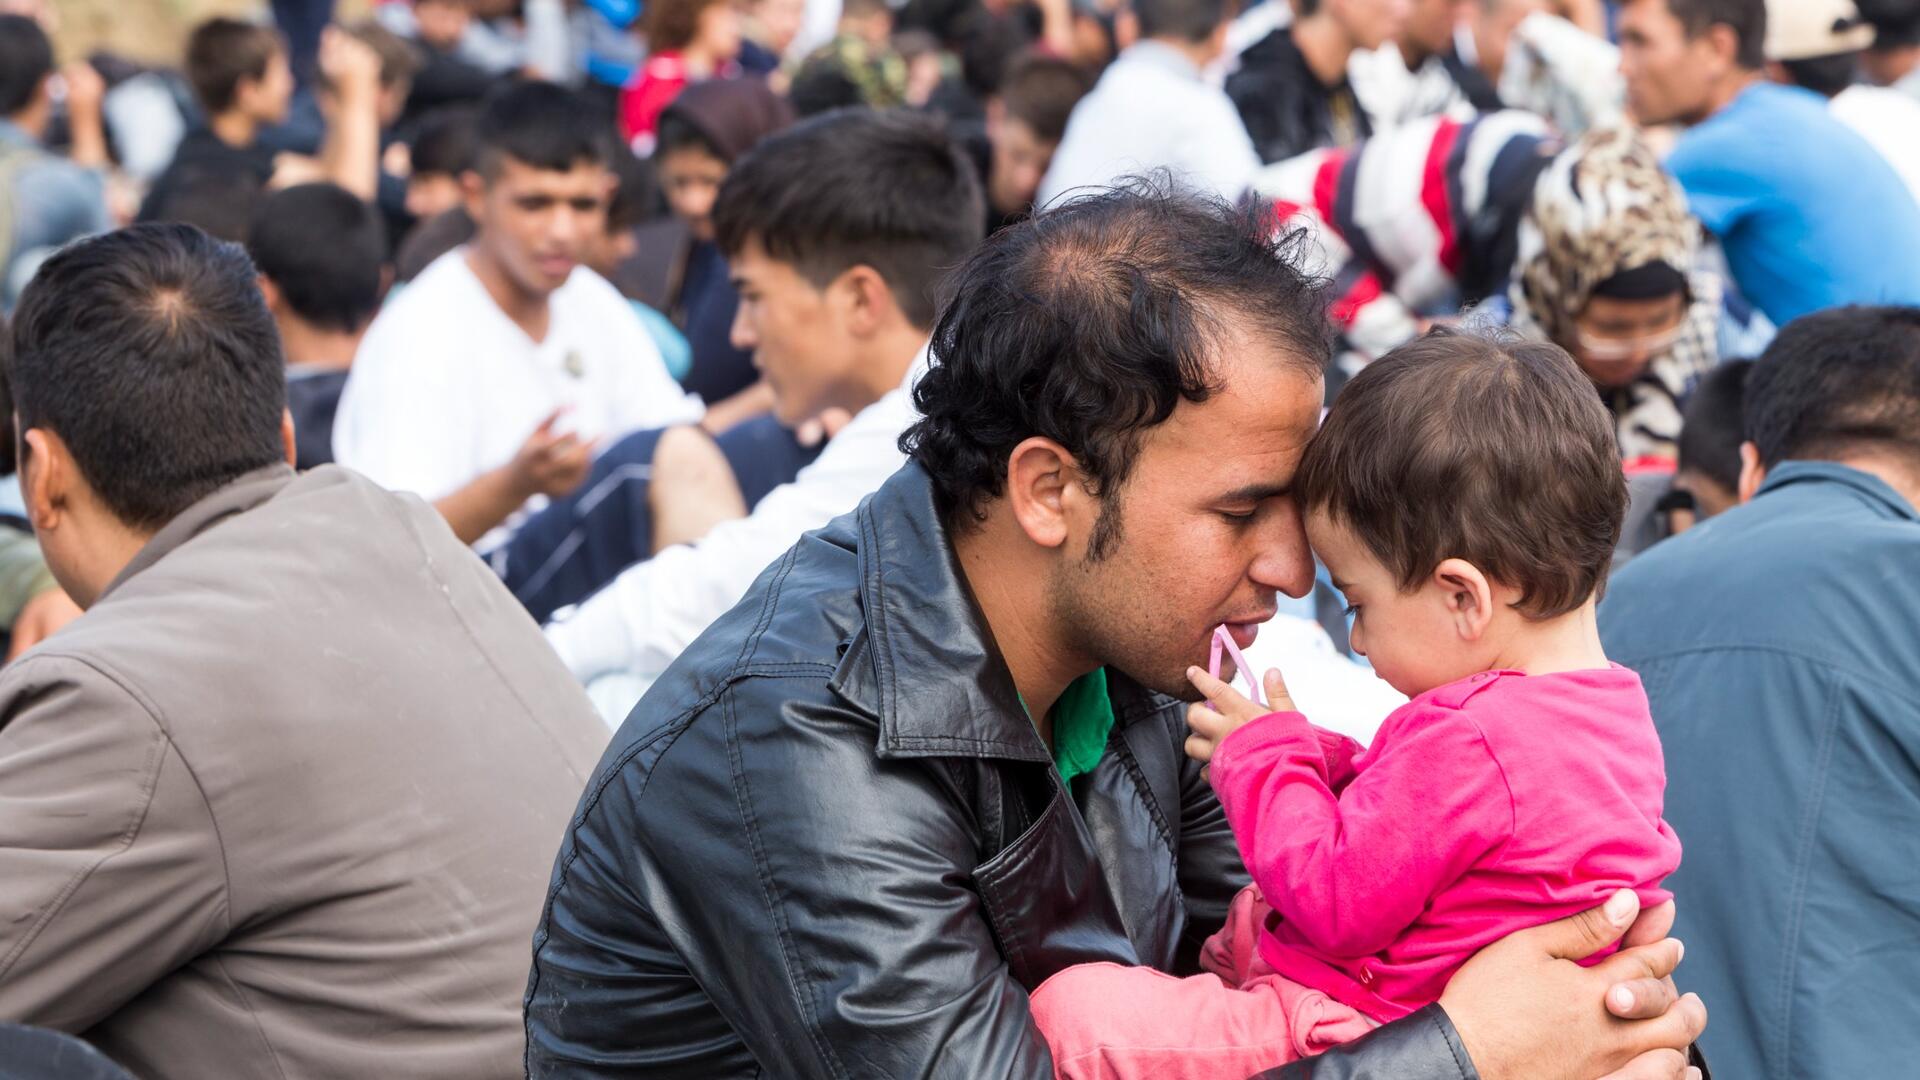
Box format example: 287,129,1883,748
65,516,157,611
4,102,48,143
951,517,1095,747
210,110,260,149
277,315,364,371
464,246,552,342
842,324,928,413
1836,452,1920,514
1293,13,1356,88
1694,70,1761,125
1145,35,1219,73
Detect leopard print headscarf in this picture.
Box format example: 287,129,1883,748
1508,125,1721,460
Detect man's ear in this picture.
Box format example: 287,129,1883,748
1004,436,1078,551
460,169,487,222
1736,440,1766,504
834,264,899,338
257,274,282,312
1432,557,1496,642
282,409,298,468
1703,23,1742,74
21,427,67,533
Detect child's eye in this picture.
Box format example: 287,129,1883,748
1342,603,1360,617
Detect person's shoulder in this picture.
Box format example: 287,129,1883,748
556,266,650,328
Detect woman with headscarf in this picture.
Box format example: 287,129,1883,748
1508,124,1725,461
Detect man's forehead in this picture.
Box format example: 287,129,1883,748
1137,351,1324,475
495,157,610,191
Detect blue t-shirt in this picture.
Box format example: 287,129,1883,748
1667,82,1920,326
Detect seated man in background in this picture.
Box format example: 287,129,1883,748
1601,305,1920,1078
0,223,610,1079
333,81,702,549
246,182,388,471
537,108,982,711
0,14,110,311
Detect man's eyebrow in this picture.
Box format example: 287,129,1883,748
1216,482,1292,504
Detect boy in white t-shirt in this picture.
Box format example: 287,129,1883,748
333,82,701,547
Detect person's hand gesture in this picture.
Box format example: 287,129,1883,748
59,60,104,119
1183,664,1296,770
318,26,382,104
508,410,597,500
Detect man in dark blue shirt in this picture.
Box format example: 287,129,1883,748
1601,305,1920,1078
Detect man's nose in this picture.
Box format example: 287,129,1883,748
729,305,756,352
1249,513,1316,600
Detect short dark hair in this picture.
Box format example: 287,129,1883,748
410,106,481,176
1779,52,1860,97
1676,359,1751,491
0,15,53,117
998,53,1094,144
713,108,984,329
1135,0,1236,42
1296,329,1627,619
645,0,728,53
1666,0,1768,70
903,182,1331,545
247,183,387,334
1746,305,1920,469
186,17,283,114
6,224,288,531
474,81,613,179
655,108,725,162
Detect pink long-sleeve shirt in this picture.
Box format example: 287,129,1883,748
1209,665,1682,1022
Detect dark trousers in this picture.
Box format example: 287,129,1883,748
491,416,821,625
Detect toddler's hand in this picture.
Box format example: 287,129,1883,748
1184,666,1297,770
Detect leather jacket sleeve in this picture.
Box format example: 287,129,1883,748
1170,709,1254,972
529,680,1056,1079
1250,1006,1479,1080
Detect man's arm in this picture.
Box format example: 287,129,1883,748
527,686,1055,1077
0,656,228,1030
545,388,911,683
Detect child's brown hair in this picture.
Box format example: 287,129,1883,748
1295,329,1627,618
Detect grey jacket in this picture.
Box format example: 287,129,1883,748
0,465,609,1078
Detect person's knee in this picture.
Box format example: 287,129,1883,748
648,425,749,549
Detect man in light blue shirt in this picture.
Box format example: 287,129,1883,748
1618,0,1920,325
1037,0,1259,206
1600,305,1920,1078
0,16,111,311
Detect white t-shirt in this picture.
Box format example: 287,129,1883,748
333,249,704,543
1831,85,1920,211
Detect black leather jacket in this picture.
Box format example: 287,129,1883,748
523,463,1478,1078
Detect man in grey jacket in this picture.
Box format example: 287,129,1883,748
0,223,611,1078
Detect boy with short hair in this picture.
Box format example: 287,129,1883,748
333,81,701,548
247,182,388,470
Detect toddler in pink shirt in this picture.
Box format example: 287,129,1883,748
1031,331,1683,1077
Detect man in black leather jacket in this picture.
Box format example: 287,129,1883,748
523,180,1707,1077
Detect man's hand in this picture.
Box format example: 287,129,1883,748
1183,665,1298,768
1439,890,1707,1080
317,27,383,104
59,60,108,168
9,587,82,661
508,410,597,500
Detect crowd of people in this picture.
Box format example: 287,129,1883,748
0,0,1916,1077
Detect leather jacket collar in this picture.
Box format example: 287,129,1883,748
827,462,1162,766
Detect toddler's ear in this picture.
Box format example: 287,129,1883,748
1432,558,1494,642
